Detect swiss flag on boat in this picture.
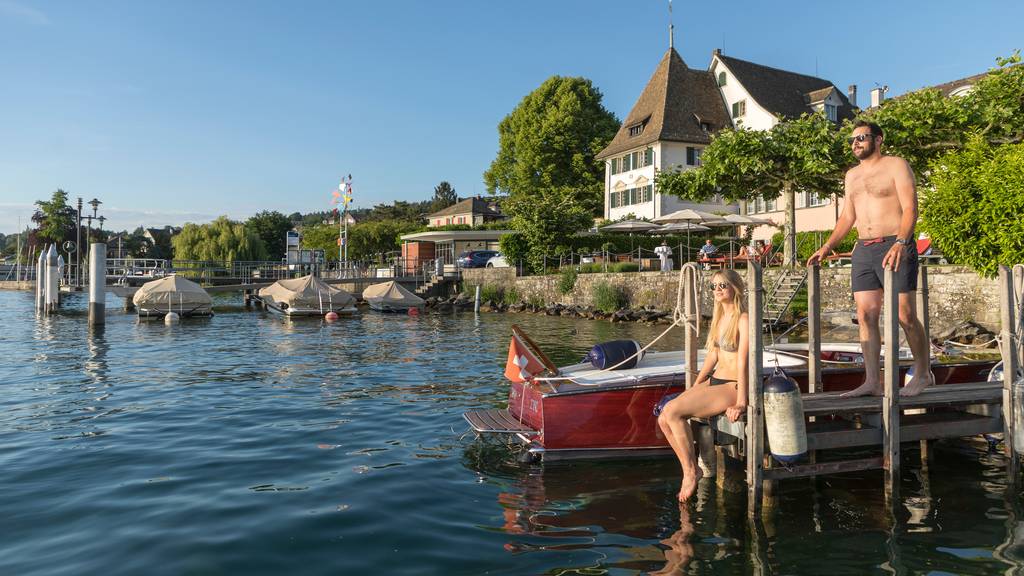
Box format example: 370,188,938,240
504,332,545,384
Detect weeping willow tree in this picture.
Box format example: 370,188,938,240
171,216,268,262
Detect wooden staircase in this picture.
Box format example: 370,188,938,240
763,267,807,329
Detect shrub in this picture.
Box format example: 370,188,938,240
558,267,578,294
592,281,625,313
578,263,604,273
527,294,545,308
480,283,503,303
502,286,520,305
608,262,639,273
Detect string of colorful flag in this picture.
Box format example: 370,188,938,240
331,174,353,209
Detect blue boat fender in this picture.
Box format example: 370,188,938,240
763,368,807,464
583,340,644,370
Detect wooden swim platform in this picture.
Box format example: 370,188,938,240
684,263,1024,519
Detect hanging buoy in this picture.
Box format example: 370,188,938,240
325,311,339,322
763,369,807,464
164,312,180,324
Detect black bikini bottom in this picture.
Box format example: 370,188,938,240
710,376,736,387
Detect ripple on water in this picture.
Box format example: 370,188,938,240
1,292,1023,575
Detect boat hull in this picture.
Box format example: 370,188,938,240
471,358,997,458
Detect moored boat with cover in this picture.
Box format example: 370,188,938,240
258,275,357,317
362,281,424,312
132,274,213,318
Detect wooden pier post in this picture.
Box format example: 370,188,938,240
998,266,1021,476
807,264,821,470
807,264,822,394
746,263,765,518
916,265,930,464
684,265,699,389
882,268,901,508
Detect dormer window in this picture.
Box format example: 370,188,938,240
628,122,645,137
700,122,711,132
825,103,838,122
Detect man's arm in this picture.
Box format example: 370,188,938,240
882,159,918,271
807,175,857,266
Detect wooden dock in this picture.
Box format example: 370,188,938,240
691,263,1024,519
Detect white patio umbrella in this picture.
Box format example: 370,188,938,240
600,219,662,252
652,209,727,261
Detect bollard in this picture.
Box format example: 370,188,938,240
89,243,107,325
36,247,46,311
474,285,481,313
45,244,58,313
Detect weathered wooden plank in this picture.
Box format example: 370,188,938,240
685,266,699,389
747,263,765,519
762,457,884,480
883,269,901,506
801,382,1003,416
808,264,822,394
999,266,1021,468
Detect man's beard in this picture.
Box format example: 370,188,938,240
853,141,876,159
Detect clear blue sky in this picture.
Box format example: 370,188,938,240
1,0,1020,234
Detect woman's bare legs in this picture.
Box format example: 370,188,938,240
657,383,737,501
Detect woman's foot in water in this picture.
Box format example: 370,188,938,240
678,467,704,502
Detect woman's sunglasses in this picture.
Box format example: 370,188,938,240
710,282,732,290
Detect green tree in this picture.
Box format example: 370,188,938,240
920,137,1024,277
429,181,458,213
32,189,77,246
299,223,341,261
656,113,848,265
862,52,1024,178
245,210,293,259
172,216,268,262
501,187,593,273
484,75,619,215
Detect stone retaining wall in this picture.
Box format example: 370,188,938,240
462,266,999,333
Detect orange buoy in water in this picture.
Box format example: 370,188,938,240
407,307,420,316
325,311,339,321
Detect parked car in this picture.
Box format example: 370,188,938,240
457,250,499,268
485,254,509,268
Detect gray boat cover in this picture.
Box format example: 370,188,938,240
133,274,212,312
362,281,424,308
258,275,356,310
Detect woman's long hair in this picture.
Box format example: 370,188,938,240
705,269,748,352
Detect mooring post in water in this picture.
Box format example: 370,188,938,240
746,263,765,519
45,244,58,313
474,285,481,313
89,243,106,325
684,265,698,389
999,266,1021,477
35,246,46,312
807,263,821,469
882,268,901,509
916,265,931,462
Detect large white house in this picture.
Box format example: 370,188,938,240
597,46,856,240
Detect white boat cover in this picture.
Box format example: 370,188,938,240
362,281,424,309
258,275,356,311
132,274,212,314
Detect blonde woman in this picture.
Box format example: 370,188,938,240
657,269,749,502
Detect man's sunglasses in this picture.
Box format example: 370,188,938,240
848,133,876,144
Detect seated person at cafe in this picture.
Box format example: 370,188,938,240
698,239,718,261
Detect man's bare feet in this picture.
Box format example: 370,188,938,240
678,467,704,502
901,370,935,397
840,381,883,397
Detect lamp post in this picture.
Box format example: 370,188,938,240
85,198,101,286
76,198,83,287
97,215,106,239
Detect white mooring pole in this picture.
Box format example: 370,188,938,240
45,244,59,313
36,245,46,311
89,243,107,325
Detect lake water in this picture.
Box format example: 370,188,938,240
2,289,1022,575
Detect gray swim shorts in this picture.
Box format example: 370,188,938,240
851,236,918,293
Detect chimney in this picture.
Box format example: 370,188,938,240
712,48,721,57
870,86,888,108
847,84,857,108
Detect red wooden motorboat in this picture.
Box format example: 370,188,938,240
464,329,999,461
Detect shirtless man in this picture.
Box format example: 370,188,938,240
807,121,932,397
